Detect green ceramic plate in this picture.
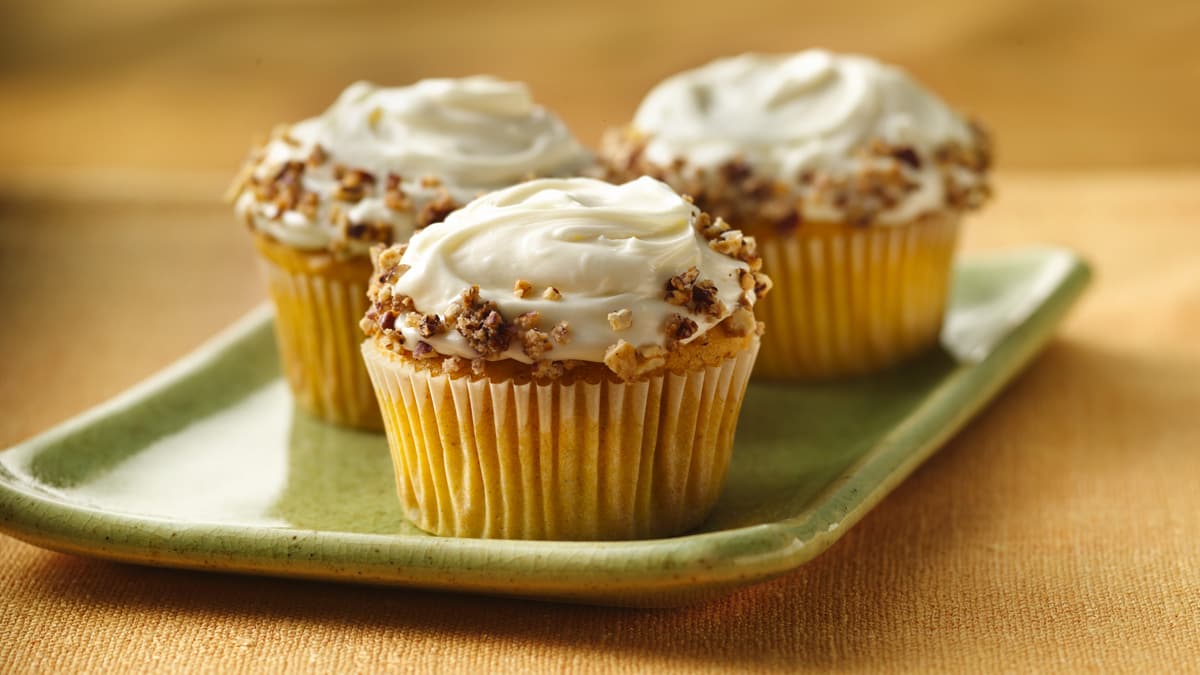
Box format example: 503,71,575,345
0,247,1089,607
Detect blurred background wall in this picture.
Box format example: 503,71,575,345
1,0,1197,173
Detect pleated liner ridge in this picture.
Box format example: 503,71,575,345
254,234,383,430
754,213,960,379
362,339,760,540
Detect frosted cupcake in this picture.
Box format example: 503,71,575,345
359,177,769,540
602,51,992,378
228,78,592,428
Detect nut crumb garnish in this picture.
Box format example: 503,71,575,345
306,144,328,168
513,279,533,298
550,321,570,345
725,307,757,336
417,313,444,338
542,286,562,301
600,126,992,227
664,314,699,343
532,361,566,380
603,340,639,380
664,267,700,306
513,311,541,331
412,341,438,360
690,279,725,318
607,309,633,331
444,356,468,375
521,329,554,359
452,286,514,357
417,192,457,228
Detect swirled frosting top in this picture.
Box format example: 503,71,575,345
628,51,988,224
232,78,593,253
372,177,763,368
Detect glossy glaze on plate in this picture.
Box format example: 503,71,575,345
0,248,1090,606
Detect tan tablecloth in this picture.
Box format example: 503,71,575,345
1,171,1197,672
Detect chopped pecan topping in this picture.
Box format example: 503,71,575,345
513,311,541,331
550,321,570,345
607,309,633,331
444,356,469,375
600,125,992,228
417,192,457,228
412,341,438,360
417,314,444,338
690,279,725,318
306,144,328,168
297,192,319,219
532,361,566,380
513,279,533,299
725,307,757,336
542,286,562,301
603,340,639,380
452,286,514,357
665,314,699,343
753,272,773,298
384,173,411,212
664,267,700,306
521,329,554,360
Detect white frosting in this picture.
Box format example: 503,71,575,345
236,78,592,252
391,177,754,363
632,50,979,224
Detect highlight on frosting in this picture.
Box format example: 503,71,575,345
230,77,593,253
361,177,769,378
613,50,991,225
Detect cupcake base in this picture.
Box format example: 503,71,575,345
254,233,382,430
754,213,960,379
361,339,760,540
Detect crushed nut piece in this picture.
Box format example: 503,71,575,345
664,267,700,305
725,307,757,336
550,321,570,345
444,356,469,375
452,286,514,357
412,341,438,360
542,286,562,301
306,144,328,167
513,279,533,298
690,279,725,318
753,272,773,298
522,329,554,359
513,311,541,331
607,309,633,331
417,192,457,228
664,314,699,343
603,340,639,380
417,314,444,338
532,361,566,380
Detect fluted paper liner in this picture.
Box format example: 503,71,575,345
754,214,960,379
362,339,760,540
254,234,382,430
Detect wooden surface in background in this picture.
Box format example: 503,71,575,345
1,0,1199,172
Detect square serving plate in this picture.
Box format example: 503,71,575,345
0,247,1089,607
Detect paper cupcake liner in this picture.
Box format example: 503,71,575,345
255,236,382,430
754,214,960,379
362,339,760,540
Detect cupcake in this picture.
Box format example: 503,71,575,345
228,78,592,428
602,51,992,378
359,176,769,540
